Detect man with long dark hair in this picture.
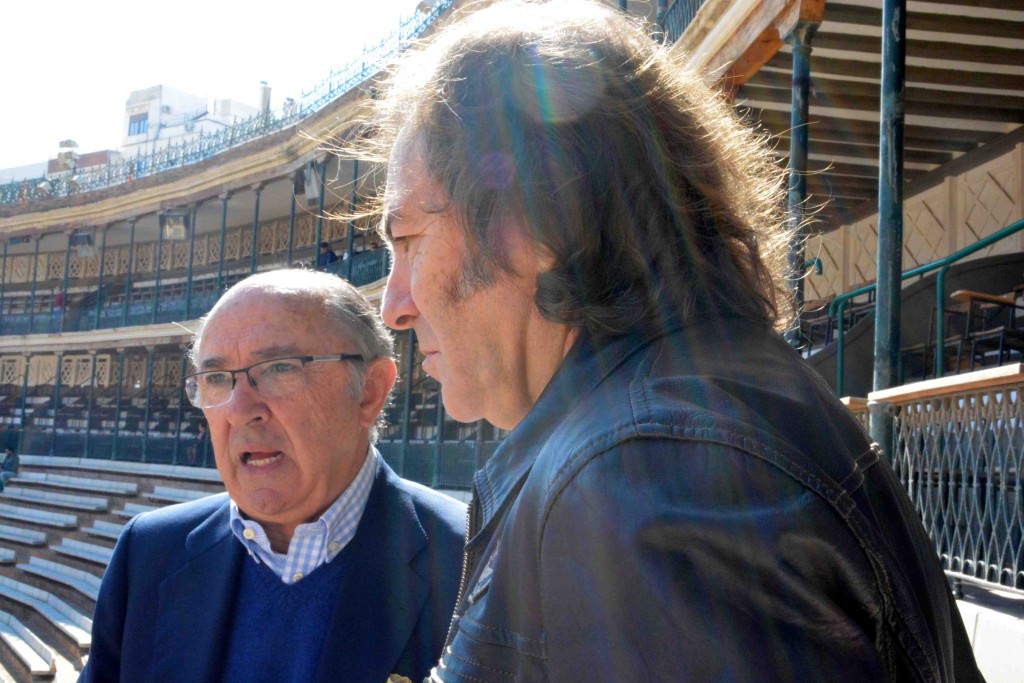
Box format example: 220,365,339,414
359,1,983,681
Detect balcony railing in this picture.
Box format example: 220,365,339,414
0,0,454,207
869,364,1024,593
659,0,708,44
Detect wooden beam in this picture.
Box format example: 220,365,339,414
744,72,1024,112
763,53,1024,91
813,31,1023,68
824,2,1024,39
740,83,1024,123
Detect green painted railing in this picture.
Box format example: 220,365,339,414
0,1,453,207
828,218,1024,395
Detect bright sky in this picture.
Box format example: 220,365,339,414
0,0,422,171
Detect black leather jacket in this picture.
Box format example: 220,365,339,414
430,318,983,682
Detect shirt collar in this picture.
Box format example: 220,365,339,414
229,445,378,584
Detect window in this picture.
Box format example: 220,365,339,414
128,113,149,136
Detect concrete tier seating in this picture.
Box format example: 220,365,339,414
145,486,213,504
1,487,109,512
114,503,158,519
0,549,14,565
0,575,91,650
52,539,112,567
82,520,123,541
17,557,101,601
19,455,222,484
0,610,55,677
14,471,138,496
0,525,46,547
0,504,77,529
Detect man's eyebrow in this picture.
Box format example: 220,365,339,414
196,344,304,370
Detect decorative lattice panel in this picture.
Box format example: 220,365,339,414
125,354,148,390
60,356,76,386
891,385,1024,588
904,185,949,269
29,356,57,386
296,214,315,248
46,253,65,281
95,355,111,387
134,244,154,274
115,245,131,274
225,230,242,261
804,232,844,301
0,357,23,386
152,355,180,387
960,152,1020,258
848,217,879,289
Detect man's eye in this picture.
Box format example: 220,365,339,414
265,361,301,374
203,372,232,386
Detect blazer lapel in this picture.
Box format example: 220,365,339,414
315,461,429,683
152,500,244,683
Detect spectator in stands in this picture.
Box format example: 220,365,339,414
81,269,466,683
0,448,17,488
185,420,208,466
366,2,984,681
316,240,339,270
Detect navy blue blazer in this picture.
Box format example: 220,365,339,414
80,458,466,683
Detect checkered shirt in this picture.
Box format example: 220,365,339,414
228,446,377,584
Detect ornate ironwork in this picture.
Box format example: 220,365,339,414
888,373,1024,592
0,1,454,207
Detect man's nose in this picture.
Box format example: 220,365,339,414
222,372,269,424
381,261,417,330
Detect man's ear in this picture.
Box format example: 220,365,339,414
358,357,398,429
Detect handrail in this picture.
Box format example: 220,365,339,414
0,0,454,207
827,217,1024,395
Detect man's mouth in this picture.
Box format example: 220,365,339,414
242,451,283,467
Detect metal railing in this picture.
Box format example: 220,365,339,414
870,364,1024,593
659,0,708,43
0,248,390,336
828,218,1024,395
0,0,453,207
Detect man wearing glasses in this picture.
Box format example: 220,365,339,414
81,269,466,683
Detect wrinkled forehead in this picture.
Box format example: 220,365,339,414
194,285,337,362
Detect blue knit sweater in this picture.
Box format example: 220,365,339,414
219,553,347,682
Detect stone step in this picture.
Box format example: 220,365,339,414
0,610,55,677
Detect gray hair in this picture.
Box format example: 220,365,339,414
189,268,394,440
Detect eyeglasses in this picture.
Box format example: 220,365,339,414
184,354,364,409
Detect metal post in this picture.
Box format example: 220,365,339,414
185,206,197,319
785,22,818,346
217,193,229,292
19,354,31,449
286,192,297,265
346,159,359,281
94,227,108,329
27,236,40,333
59,232,72,332
314,161,326,256
870,0,907,454
83,351,97,459
935,266,949,377
250,186,262,274
50,353,63,455
153,216,165,323
173,347,188,465
0,240,7,335
122,221,136,326
141,347,155,462
656,0,667,25
112,349,125,460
